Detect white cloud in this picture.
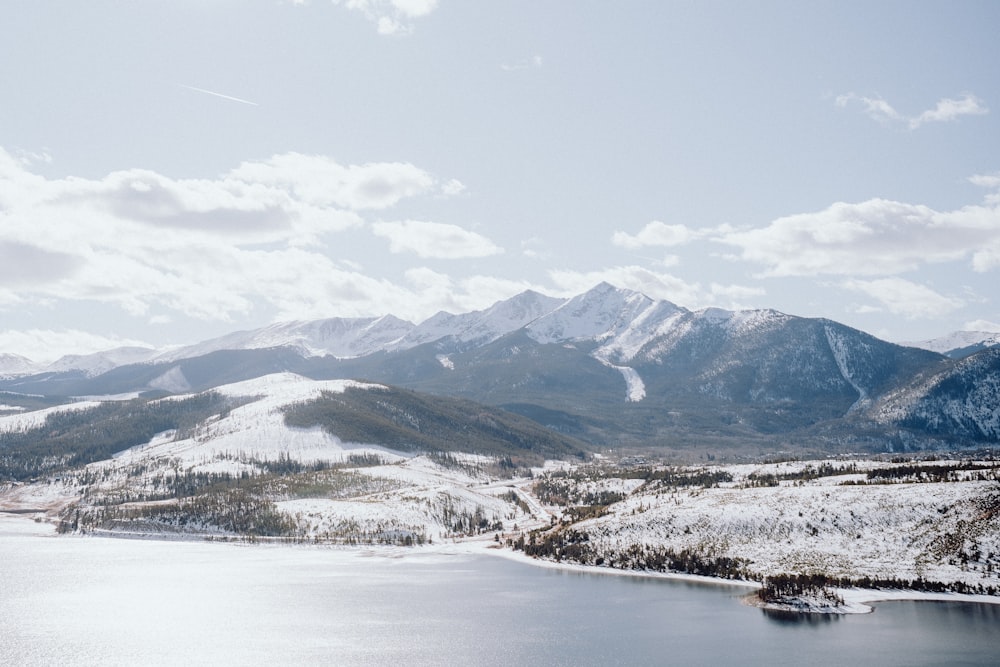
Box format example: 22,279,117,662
501,55,544,72
227,153,436,210
970,172,1000,206
836,92,902,124
709,282,766,304
719,195,1000,277
836,92,988,129
440,178,466,196
842,278,962,319
520,237,550,260
14,148,52,167
333,0,439,35
387,0,438,17
612,221,700,249
969,172,1000,189
911,94,989,128
0,147,450,323
372,220,503,258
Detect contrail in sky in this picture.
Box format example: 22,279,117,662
178,84,258,106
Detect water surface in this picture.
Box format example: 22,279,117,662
1,518,997,666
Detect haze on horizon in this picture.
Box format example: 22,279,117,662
1,1,998,363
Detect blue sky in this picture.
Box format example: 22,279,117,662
2,1,998,361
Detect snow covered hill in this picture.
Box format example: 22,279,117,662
0,372,585,482
903,331,1000,358
0,374,574,545
520,457,1000,598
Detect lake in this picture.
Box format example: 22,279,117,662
1,517,997,666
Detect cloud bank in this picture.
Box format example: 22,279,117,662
717,194,1000,277
0,148,473,326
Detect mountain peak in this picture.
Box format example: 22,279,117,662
400,289,565,350
527,283,659,344
0,352,38,378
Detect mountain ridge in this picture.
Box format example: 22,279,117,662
4,283,974,377
2,283,996,454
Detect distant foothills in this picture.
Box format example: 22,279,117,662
2,282,999,454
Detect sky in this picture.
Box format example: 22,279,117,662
2,0,999,362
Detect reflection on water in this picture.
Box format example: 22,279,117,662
761,607,843,625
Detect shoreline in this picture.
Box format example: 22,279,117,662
4,513,1000,614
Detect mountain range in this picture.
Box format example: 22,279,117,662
2,283,998,454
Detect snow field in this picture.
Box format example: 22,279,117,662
574,472,999,587
0,400,103,434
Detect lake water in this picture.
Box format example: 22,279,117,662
1,517,997,666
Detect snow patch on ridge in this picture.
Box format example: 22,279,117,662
594,301,686,364
595,358,646,402
724,308,790,335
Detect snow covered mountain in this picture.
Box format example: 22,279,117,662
0,353,38,378
44,346,160,377
155,315,417,362
1,283,998,452
868,348,1000,443
114,289,565,366
395,289,564,351
902,331,1000,358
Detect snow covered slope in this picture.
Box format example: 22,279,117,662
530,458,1000,593
527,283,661,345
111,374,387,469
0,353,39,378
903,331,1000,358
156,315,416,362
44,346,160,377
0,400,103,434
398,289,563,351
868,348,1000,441
0,373,562,544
